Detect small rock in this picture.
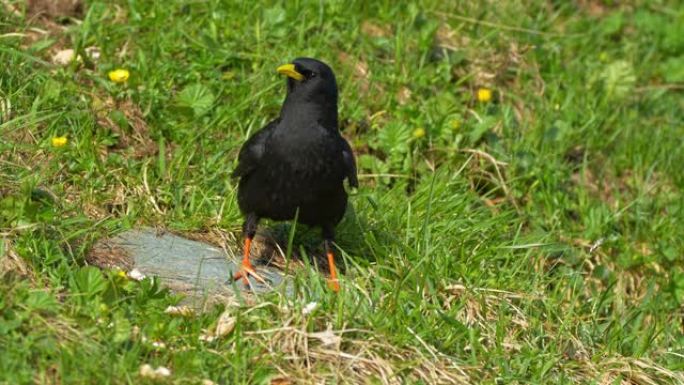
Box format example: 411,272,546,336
139,364,171,379
52,49,76,65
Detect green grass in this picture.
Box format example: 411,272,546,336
2,0,684,383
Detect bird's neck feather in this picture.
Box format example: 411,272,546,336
280,94,338,131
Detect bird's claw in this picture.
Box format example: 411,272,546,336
327,278,340,292
232,265,267,286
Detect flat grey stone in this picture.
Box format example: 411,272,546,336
94,228,290,299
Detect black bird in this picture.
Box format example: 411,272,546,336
232,58,358,291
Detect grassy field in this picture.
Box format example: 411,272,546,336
2,0,684,383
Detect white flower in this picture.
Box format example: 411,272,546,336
302,302,318,315
151,341,166,349
154,367,171,377
198,333,216,342
127,268,146,281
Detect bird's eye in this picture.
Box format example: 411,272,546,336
302,70,316,79
309,72,317,78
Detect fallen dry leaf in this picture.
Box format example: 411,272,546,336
215,310,236,337
361,20,391,37
199,310,236,342
164,305,194,317
309,324,341,347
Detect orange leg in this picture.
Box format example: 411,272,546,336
233,237,265,285
326,248,340,292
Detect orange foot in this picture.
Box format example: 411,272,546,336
326,250,340,293
232,259,266,286
327,278,340,292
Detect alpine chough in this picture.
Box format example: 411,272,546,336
232,58,358,291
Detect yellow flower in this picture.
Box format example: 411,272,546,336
449,119,461,131
117,270,127,278
412,127,426,139
51,136,68,147
476,87,493,103
108,69,130,83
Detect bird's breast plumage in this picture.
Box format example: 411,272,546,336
236,122,348,226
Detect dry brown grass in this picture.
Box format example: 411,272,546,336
244,318,471,384
90,95,158,159
0,238,33,281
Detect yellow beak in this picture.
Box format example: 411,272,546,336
276,63,304,81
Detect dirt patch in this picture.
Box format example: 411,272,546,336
360,20,392,38
26,0,84,21
564,146,586,169
462,149,518,211
4,0,86,64
92,96,158,159
431,23,470,61
337,51,387,104
86,238,133,271
432,22,538,104
570,165,677,209
570,168,616,205
575,0,609,17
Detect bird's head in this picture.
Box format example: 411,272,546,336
277,58,338,106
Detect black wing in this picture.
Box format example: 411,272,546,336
231,119,279,178
340,136,358,188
